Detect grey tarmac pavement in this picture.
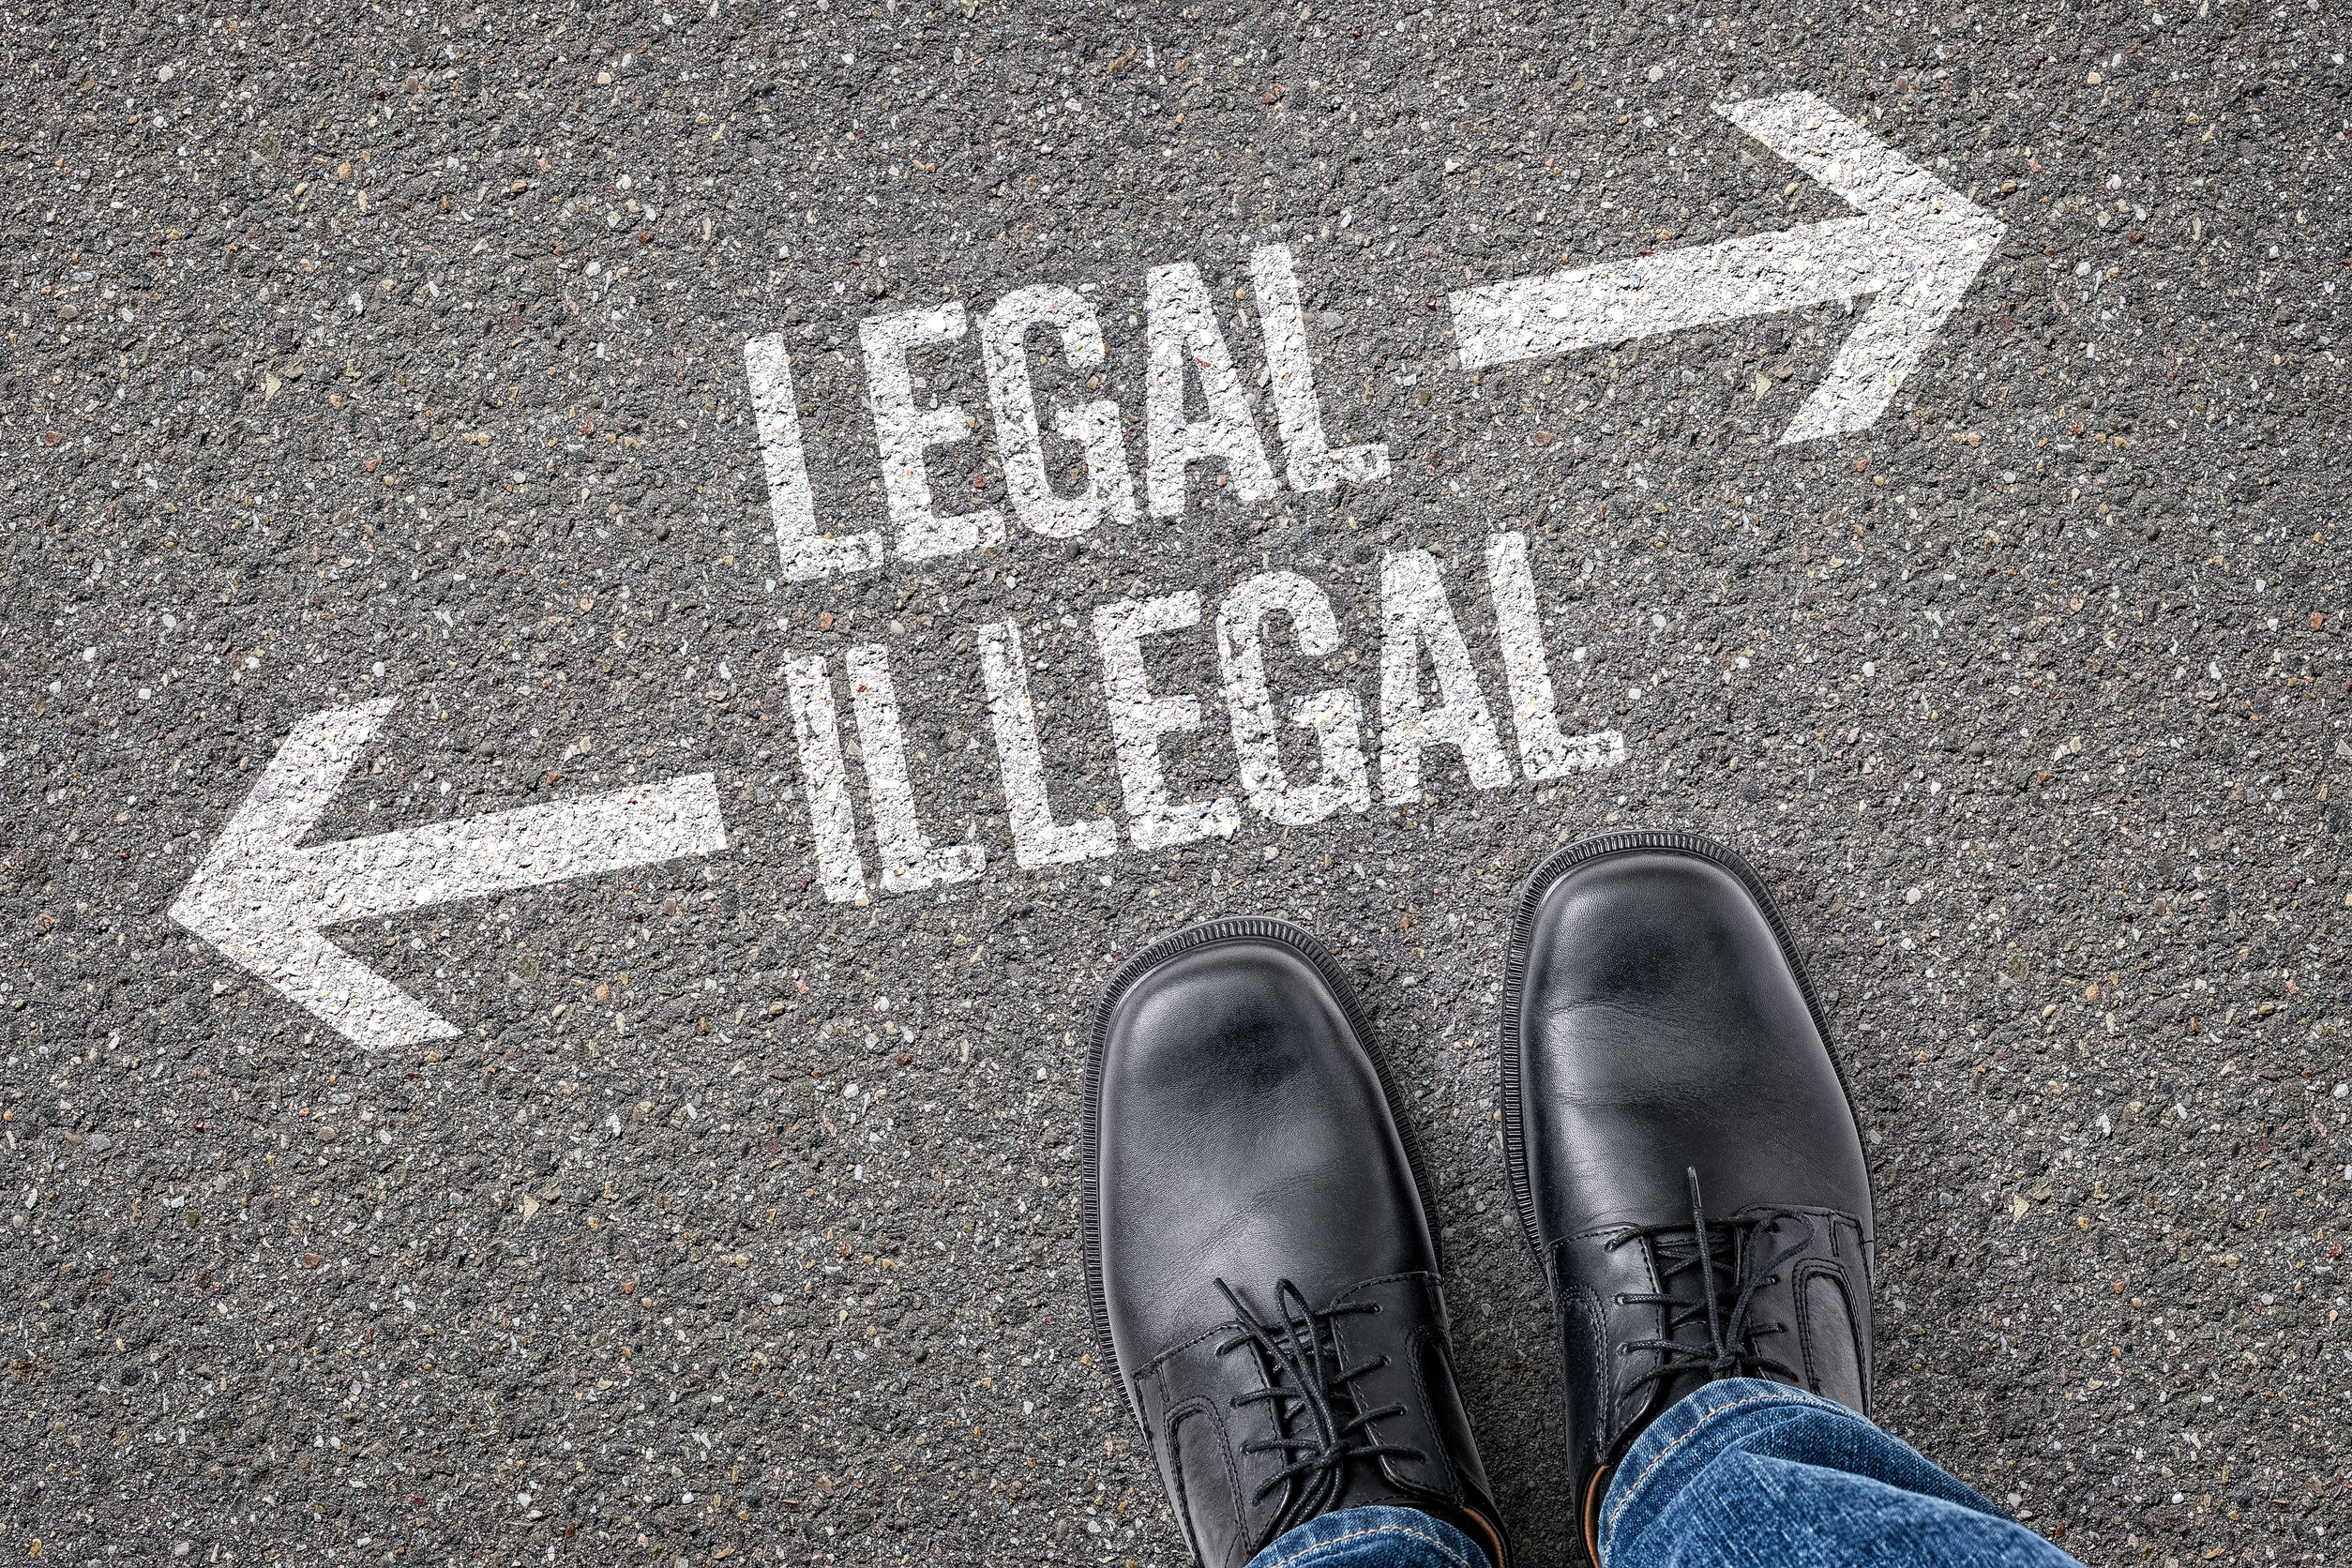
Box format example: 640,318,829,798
5,3,2350,1566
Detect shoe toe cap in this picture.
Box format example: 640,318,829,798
1092,933,1431,1367
1511,845,1869,1234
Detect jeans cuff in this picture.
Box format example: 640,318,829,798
1600,1379,1855,1558
1244,1504,1486,1568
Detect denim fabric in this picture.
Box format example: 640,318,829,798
1243,1380,2082,1568
1599,1379,2081,1567
1241,1504,1488,1568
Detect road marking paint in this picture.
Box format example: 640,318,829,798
844,643,988,894
1249,244,1392,492
1144,262,1280,518
1378,550,1515,807
1450,91,2002,444
753,249,1379,578
1094,590,1244,851
980,283,1137,538
170,698,727,1049
744,333,875,582
860,301,1006,561
1486,533,1625,779
747,95,1985,594
770,549,1624,903
979,620,1120,869
785,654,867,903
1215,571,1372,826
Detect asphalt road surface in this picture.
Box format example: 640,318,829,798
7,4,2350,1565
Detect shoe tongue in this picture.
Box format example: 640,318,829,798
1620,1359,1714,1440
1167,1334,1311,1563
1222,1298,1505,1568
1619,1224,1778,1426
1251,1325,1406,1536
1265,1333,1362,1508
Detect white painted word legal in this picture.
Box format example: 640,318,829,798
1453,93,2003,443
784,535,1622,904
171,698,728,1049
747,244,1382,581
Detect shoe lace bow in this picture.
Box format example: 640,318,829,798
1605,1167,1813,1405
1212,1278,1425,1534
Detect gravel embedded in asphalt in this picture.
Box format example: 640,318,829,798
5,4,2349,1565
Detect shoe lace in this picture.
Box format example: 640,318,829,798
1213,1278,1426,1536
1605,1168,1813,1407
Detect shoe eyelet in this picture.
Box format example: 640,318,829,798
1614,1294,1628,1305
1616,1343,1630,1356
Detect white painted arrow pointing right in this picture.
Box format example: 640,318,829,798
1451,91,2003,443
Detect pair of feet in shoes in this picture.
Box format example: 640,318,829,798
1081,831,1876,1568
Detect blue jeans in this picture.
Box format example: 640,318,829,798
1244,1380,2082,1568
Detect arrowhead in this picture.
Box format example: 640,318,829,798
170,698,460,1050
174,702,732,1050
1719,93,2004,443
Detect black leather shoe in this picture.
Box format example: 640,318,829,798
1500,831,1874,1565
1082,916,1510,1568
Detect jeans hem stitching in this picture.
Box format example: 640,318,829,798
1257,1522,1478,1568
1599,1387,1845,1555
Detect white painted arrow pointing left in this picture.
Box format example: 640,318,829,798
170,697,729,1050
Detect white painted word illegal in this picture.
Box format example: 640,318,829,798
784,535,1622,903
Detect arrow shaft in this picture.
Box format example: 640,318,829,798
173,700,731,1051
1449,92,2001,442
309,775,728,924
1452,217,1889,371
